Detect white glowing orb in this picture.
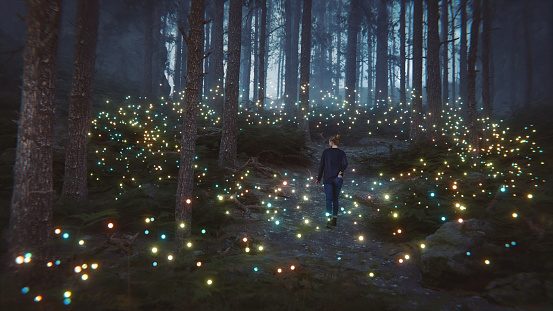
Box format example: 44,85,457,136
107,223,114,229
152,247,158,253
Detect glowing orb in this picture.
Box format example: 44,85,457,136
63,233,69,239
258,246,264,251
399,259,404,263
64,291,71,298
485,260,490,265
74,266,82,273
384,195,390,200
81,274,88,280
527,194,533,199
207,279,213,285
245,247,250,253
91,263,98,269
421,244,426,249
290,265,296,270
79,240,84,245
277,268,282,273
186,199,191,204
151,247,158,253
180,223,185,228
405,255,410,260
512,213,518,218
167,255,173,261
369,272,374,278
21,287,29,294
242,237,248,242
55,228,61,234
458,218,464,223
107,223,114,229
15,256,24,264
187,242,192,248
64,298,71,305
359,235,364,241
197,261,202,267
34,296,42,302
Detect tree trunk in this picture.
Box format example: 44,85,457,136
441,0,449,106
426,0,442,143
152,2,162,98
290,0,301,107
142,0,154,98
298,0,312,142
241,5,252,104
450,0,455,106
367,31,373,106
211,0,224,113
459,0,468,108
335,0,342,99
482,0,491,119
176,0,205,242
252,7,259,102
9,0,61,262
257,0,267,112
62,0,99,200
467,0,481,156
219,0,242,167
345,0,361,107
399,0,406,105
409,0,423,143
375,0,388,105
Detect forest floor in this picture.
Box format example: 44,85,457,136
223,138,547,311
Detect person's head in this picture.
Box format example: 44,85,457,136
329,135,340,147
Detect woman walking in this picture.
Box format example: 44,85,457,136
315,135,348,228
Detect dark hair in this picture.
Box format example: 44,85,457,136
329,135,340,146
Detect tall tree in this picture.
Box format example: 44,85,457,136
142,0,154,98
399,0,406,105
9,0,62,262
375,0,388,105
240,5,253,104
481,0,491,119
62,0,100,200
257,0,267,112
459,0,468,107
345,0,362,107
298,0,312,141
441,0,449,105
409,0,423,143
426,0,442,143
334,0,343,99
176,0,206,242
467,0,481,156
449,0,455,104
284,0,300,115
219,0,242,167
211,0,225,113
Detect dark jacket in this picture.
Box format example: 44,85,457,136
317,148,348,184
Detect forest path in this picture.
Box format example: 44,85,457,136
240,139,518,311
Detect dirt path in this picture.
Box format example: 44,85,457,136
241,142,522,311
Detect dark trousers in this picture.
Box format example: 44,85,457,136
323,177,343,217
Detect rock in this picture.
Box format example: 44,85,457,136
420,219,500,288
484,273,546,305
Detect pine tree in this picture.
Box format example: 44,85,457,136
176,0,206,242
410,0,424,144
62,0,99,200
219,0,242,168
426,0,442,143
375,0,388,105
211,0,225,113
467,0,481,156
9,0,62,262
345,0,362,107
257,0,267,112
298,0,312,142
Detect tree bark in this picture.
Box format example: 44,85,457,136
450,0,455,105
9,0,61,262
441,0,449,105
459,0,468,108
240,5,252,104
142,0,154,98
211,0,224,113
257,0,267,112
375,0,388,105
399,0,406,105
467,0,481,156
176,0,205,242
62,0,99,200
298,0,312,142
335,0,343,99
219,0,242,167
345,0,361,107
253,7,259,102
482,0,491,119
426,0,442,143
409,0,423,143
